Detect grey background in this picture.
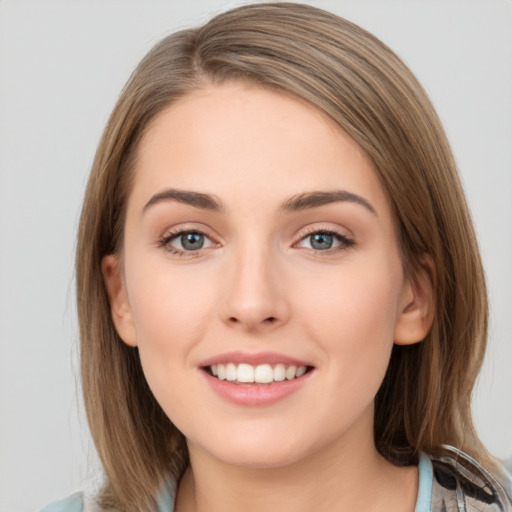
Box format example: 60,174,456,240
0,1,511,511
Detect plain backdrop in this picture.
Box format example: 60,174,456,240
0,1,511,511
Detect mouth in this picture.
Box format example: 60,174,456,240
203,363,313,384
199,353,314,405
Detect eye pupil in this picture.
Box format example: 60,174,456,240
310,233,333,250
181,232,204,250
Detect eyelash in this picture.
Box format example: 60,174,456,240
157,229,216,257
295,228,355,254
157,228,355,257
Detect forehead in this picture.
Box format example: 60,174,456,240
131,82,390,216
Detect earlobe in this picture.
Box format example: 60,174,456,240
101,254,138,347
394,256,435,346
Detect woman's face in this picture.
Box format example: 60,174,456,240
104,82,429,469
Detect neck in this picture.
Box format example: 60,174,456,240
175,414,418,512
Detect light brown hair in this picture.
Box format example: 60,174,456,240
76,3,492,510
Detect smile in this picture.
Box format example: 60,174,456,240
199,352,314,405
207,363,309,384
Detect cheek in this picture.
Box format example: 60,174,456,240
300,257,402,388
125,260,217,391
128,258,214,340
128,270,221,430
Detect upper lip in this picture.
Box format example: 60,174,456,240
199,351,313,368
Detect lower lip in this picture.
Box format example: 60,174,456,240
202,370,312,406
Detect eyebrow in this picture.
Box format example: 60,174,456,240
280,190,376,215
142,188,376,216
143,189,224,213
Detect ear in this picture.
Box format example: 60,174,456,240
394,255,435,346
101,254,137,347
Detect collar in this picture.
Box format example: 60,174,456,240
429,446,512,512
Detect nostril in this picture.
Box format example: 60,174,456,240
227,316,277,325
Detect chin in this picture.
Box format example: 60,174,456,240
187,423,322,470
211,444,305,469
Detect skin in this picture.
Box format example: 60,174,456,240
103,82,433,512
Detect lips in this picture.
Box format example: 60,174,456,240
199,352,313,406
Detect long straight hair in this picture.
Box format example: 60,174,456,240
76,3,492,510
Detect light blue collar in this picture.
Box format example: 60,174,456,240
415,453,434,512
155,480,176,512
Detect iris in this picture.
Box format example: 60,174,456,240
181,232,204,250
310,233,333,250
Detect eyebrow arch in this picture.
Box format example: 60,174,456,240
280,190,377,215
143,189,224,213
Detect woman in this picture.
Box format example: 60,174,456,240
43,3,512,511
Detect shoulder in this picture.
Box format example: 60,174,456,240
40,486,175,512
40,493,83,512
40,492,105,512
430,447,512,512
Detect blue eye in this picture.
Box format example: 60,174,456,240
297,230,354,252
160,230,215,254
180,232,205,250
310,232,334,250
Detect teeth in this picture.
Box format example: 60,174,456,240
254,364,273,383
273,364,286,382
285,365,297,380
237,363,255,383
226,363,237,381
295,366,307,378
209,363,308,383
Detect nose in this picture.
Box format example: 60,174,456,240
219,246,291,333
